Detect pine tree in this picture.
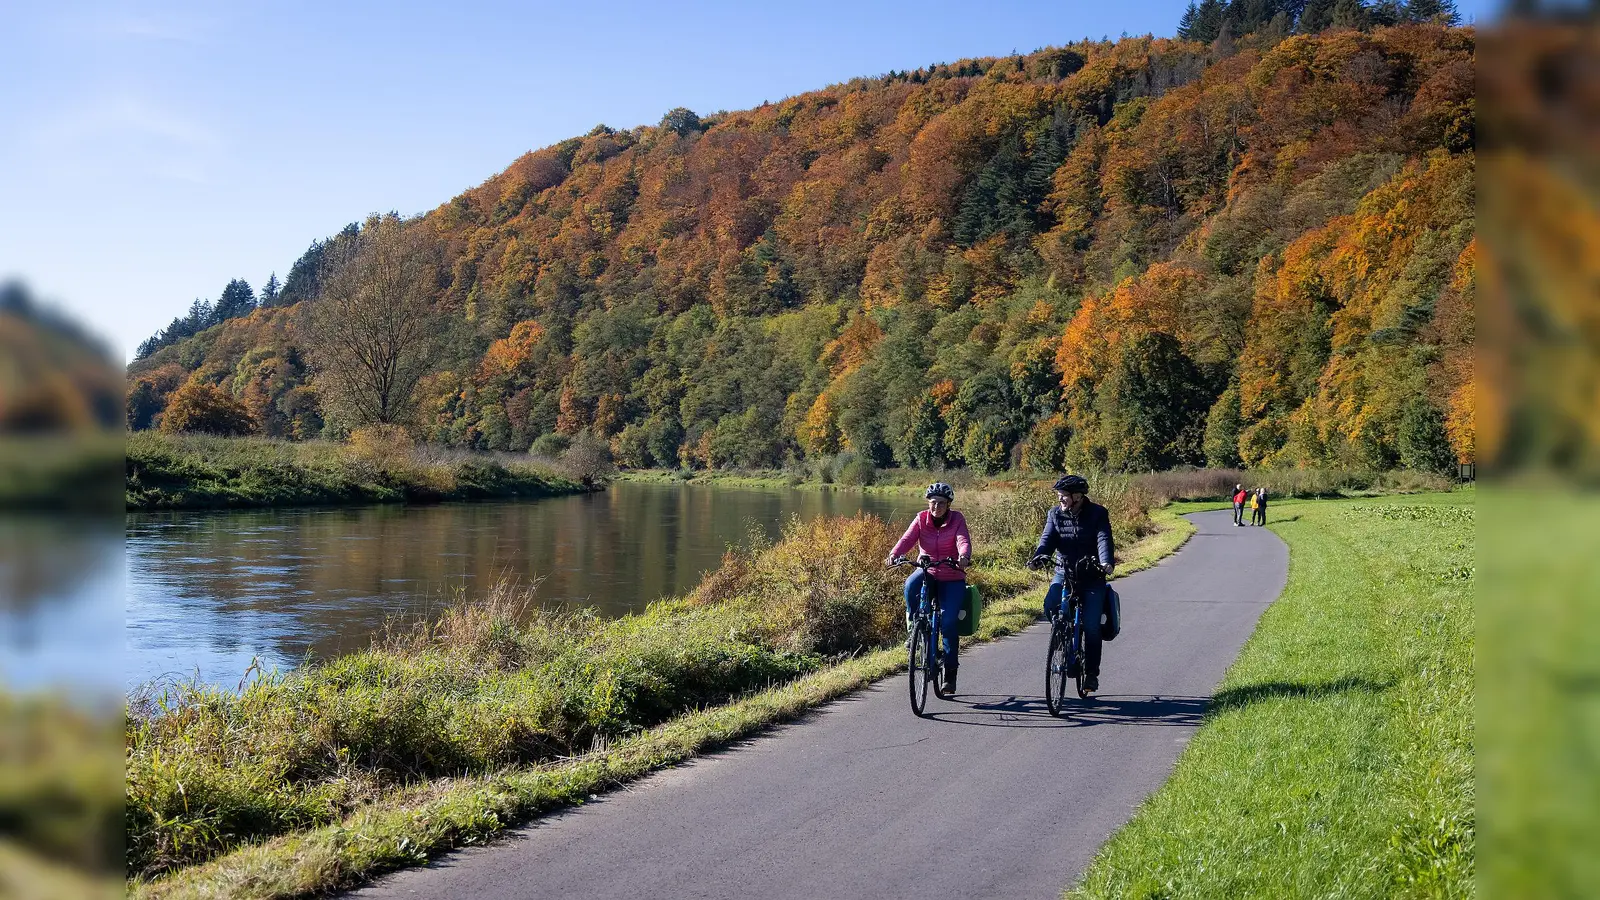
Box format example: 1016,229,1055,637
1298,0,1336,31
215,279,255,321
1404,0,1458,24
260,272,281,307
186,298,215,331
1330,0,1371,29
1370,0,1404,25
1191,0,1227,42
1178,1,1200,38
279,239,326,306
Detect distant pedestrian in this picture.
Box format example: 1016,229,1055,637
1252,487,1268,526
1232,484,1247,526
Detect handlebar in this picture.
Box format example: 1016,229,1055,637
1028,554,1109,579
888,556,963,572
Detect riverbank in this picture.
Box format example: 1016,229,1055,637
127,475,1192,899
619,465,1458,502
0,433,123,511
1068,491,1473,898
126,432,589,511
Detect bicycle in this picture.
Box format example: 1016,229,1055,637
889,556,962,717
1032,555,1106,716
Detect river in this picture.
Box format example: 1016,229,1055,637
121,481,914,690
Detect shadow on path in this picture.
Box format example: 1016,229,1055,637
924,694,1209,729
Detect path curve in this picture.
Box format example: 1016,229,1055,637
351,510,1287,900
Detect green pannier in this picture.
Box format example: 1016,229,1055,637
957,583,982,637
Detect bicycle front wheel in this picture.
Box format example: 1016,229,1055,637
909,619,932,717
1045,622,1068,718
1072,621,1088,699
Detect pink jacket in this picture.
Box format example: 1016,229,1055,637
891,510,972,581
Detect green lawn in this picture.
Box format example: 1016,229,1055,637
1069,492,1474,899
1478,487,1598,899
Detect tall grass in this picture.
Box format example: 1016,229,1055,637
126,514,915,879
0,692,122,875
125,431,585,510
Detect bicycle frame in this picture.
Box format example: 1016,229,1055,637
1044,556,1103,713
894,556,961,714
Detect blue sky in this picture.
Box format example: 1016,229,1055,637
0,1,1495,362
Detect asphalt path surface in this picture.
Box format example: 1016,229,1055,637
352,510,1288,900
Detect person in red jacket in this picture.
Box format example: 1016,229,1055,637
1232,483,1247,526
885,482,972,694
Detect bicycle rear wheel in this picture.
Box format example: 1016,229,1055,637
1045,622,1068,717
909,619,932,717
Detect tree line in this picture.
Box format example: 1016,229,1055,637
127,21,1474,478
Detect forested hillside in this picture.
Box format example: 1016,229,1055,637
128,20,1474,475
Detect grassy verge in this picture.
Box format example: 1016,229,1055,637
129,481,1189,900
0,692,123,900
1479,487,1598,897
0,433,123,511
1067,492,1473,899
126,432,588,511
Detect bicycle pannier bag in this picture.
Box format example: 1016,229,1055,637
1101,586,1121,641
958,583,982,637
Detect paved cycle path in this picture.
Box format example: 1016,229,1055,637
351,510,1287,900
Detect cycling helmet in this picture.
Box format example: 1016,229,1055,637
925,482,955,501
1053,474,1089,495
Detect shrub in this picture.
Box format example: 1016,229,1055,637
557,432,616,485
687,514,900,656
346,424,416,470
529,432,571,459
160,379,255,437
837,452,877,485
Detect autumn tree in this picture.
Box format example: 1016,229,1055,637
303,214,440,428
160,379,255,436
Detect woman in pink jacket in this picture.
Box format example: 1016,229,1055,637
885,482,972,694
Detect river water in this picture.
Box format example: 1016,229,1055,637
122,481,914,690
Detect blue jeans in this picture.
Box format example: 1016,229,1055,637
904,571,964,669
1044,575,1107,678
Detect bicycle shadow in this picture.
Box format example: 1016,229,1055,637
924,693,1209,729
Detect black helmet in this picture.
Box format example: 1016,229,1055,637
1053,474,1089,495
925,482,954,501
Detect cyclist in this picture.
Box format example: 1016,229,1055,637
1029,474,1115,695
885,482,972,694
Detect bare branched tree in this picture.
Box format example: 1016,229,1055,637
303,214,440,428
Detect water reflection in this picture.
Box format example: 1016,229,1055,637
126,481,913,689
0,515,123,693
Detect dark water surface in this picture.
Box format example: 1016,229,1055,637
125,481,913,689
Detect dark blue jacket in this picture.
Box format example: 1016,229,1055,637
1032,500,1115,578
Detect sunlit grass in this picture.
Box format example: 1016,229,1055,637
1479,487,1598,899
1068,493,1473,899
